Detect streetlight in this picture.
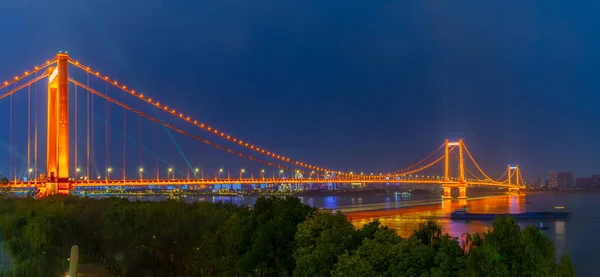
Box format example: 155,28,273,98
218,168,223,179
168,168,173,180
240,169,245,179
261,169,265,179
279,169,284,178
106,168,112,181
139,167,144,180
28,168,32,181
194,168,199,179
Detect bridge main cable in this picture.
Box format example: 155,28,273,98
0,73,48,101
69,59,361,176
68,78,309,174
391,143,444,174
393,152,447,177
0,58,55,91
461,142,507,184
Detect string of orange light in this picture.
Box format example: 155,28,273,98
466,162,507,184
392,150,449,177
0,59,55,91
67,59,358,175
451,147,507,184
462,142,506,184
69,78,317,175
495,168,508,183
392,142,445,174
68,58,443,177
0,73,49,101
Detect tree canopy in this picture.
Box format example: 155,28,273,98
0,196,575,276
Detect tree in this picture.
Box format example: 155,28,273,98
0,175,10,196
332,227,404,277
463,216,576,277
236,196,315,276
293,210,356,277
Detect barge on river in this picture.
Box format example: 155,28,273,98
451,210,570,220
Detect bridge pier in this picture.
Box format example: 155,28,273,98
509,187,519,195
442,186,452,199
458,186,467,199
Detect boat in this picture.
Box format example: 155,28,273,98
451,210,570,220
525,201,532,204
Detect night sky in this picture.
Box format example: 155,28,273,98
1,1,600,180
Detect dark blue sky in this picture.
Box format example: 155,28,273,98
1,1,599,180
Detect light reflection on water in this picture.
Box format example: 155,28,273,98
347,195,526,238
346,192,600,277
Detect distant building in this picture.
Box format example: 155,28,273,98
576,177,591,188
544,179,548,188
590,175,600,188
535,177,541,188
548,171,573,189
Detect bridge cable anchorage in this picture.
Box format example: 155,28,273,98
68,59,363,176
392,142,445,174
68,78,308,174
461,142,506,184
0,58,56,91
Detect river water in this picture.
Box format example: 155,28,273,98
115,191,598,276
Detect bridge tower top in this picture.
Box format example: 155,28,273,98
444,139,465,183
507,164,520,187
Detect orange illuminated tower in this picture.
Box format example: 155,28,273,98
442,139,467,199
46,53,70,194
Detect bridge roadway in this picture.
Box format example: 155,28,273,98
6,178,521,189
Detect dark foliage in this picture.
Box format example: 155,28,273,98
0,196,575,277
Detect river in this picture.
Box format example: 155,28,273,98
113,190,598,275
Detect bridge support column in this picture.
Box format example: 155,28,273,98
458,186,467,199
509,187,519,195
442,186,452,199
46,53,70,195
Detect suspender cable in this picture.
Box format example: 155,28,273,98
9,84,13,182
123,88,126,180
27,85,31,180
87,79,90,179
74,84,78,177
106,82,110,174
89,73,95,177
139,115,142,171
34,72,38,183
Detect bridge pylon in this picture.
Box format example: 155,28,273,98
508,164,521,195
43,52,70,196
442,139,467,199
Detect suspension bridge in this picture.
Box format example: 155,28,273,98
0,52,524,198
